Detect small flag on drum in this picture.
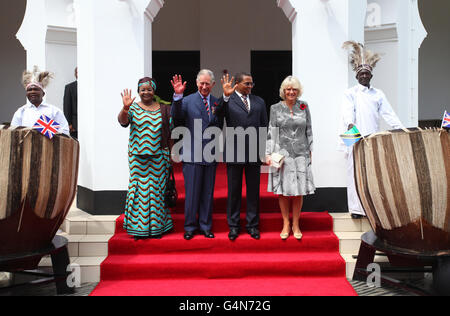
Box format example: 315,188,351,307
340,125,363,147
442,111,450,128
33,115,61,139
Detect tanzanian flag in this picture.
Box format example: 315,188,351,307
341,126,363,147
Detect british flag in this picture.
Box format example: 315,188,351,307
33,115,61,139
442,111,450,128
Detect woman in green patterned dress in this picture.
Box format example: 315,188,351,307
118,77,174,239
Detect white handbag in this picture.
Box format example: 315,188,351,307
270,152,285,169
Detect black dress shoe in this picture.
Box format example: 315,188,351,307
200,230,215,238
228,228,240,241
248,228,260,240
351,214,364,219
184,231,195,240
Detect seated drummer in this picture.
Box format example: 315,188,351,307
11,66,70,136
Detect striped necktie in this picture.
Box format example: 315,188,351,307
241,95,249,112
203,96,210,117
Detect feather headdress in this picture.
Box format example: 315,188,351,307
342,41,381,74
22,66,53,91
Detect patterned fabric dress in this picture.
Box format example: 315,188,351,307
266,100,315,197
123,103,173,237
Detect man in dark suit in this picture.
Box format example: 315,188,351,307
171,70,224,240
216,73,268,240
63,67,78,138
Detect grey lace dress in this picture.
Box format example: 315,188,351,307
266,100,315,196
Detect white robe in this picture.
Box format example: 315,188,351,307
340,84,404,215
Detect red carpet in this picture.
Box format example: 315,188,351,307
90,164,357,296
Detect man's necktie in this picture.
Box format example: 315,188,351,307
241,95,249,112
203,96,210,117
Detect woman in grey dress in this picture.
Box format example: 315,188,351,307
266,76,315,240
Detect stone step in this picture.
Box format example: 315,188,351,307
39,253,379,285
38,256,105,284
335,232,367,255
62,209,372,235
57,231,113,258
341,254,390,280
330,213,372,233
61,208,118,235
56,208,373,283
59,230,365,259
61,212,371,257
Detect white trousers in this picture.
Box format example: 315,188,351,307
346,148,365,216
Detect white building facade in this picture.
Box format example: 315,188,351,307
6,0,440,215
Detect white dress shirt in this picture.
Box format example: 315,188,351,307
11,102,70,136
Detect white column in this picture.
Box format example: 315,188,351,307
280,0,367,189
16,0,48,71
396,0,427,127
347,1,367,86
17,0,79,109
144,0,165,76
75,0,163,199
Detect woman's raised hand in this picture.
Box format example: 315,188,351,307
121,89,135,111
171,75,187,95
221,74,237,97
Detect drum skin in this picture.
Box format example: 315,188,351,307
354,128,450,254
0,126,79,256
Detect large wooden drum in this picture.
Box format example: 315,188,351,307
354,128,450,253
0,126,79,256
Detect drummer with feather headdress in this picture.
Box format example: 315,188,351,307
11,66,70,136
340,41,404,218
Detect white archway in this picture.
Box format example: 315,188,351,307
149,0,292,102
143,0,295,78
14,0,427,214
73,0,368,213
